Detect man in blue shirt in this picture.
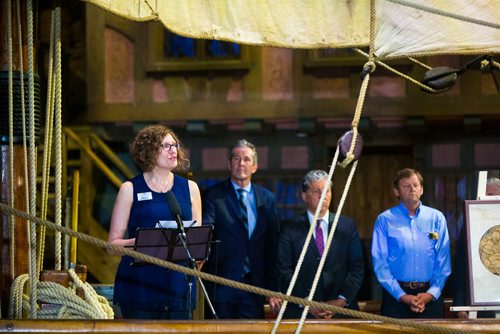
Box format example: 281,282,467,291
371,168,451,318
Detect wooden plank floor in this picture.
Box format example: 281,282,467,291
1,319,499,333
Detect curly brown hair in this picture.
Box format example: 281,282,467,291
129,125,189,172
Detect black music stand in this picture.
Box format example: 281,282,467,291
132,225,213,264
132,224,218,319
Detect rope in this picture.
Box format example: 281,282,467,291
295,160,359,334
143,0,160,20
26,0,38,318
0,203,471,333
53,6,63,271
67,269,114,319
38,8,57,274
290,2,370,332
15,0,32,278
8,0,16,282
9,274,30,319
408,57,432,70
352,48,447,94
8,270,113,320
337,0,375,170
271,148,340,334
482,58,500,71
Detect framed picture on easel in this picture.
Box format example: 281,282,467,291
464,200,500,305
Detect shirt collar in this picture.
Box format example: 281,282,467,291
307,210,329,225
398,201,422,217
231,180,252,193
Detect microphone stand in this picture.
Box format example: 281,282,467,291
176,223,219,320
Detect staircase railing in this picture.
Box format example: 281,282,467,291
60,126,133,283
63,127,133,188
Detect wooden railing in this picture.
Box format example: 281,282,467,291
60,127,134,283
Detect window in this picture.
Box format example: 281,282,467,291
147,23,250,72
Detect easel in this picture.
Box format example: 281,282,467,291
450,171,500,319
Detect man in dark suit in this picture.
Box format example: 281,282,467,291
202,139,281,319
277,170,364,318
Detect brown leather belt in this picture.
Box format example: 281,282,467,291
398,281,430,290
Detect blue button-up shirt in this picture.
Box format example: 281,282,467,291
371,202,451,300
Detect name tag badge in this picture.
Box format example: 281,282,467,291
137,192,153,201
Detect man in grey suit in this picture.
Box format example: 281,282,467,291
202,139,281,319
277,170,364,318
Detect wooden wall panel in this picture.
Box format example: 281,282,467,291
331,150,413,240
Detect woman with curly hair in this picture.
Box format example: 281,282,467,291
108,124,201,319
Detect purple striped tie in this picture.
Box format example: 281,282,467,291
315,220,324,256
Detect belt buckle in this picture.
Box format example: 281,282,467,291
409,281,418,289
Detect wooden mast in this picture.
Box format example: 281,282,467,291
0,0,39,318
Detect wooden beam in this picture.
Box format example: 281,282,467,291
1,319,499,333
86,94,500,124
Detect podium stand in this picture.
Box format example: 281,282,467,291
132,225,213,264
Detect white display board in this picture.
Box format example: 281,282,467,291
464,200,500,305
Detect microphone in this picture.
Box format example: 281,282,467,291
166,191,186,236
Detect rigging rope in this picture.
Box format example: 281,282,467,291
27,0,38,318
0,203,471,334
38,7,57,275
5,2,108,321
7,0,16,283
17,0,32,282
296,161,359,334
54,6,63,271
271,148,340,334
274,3,375,332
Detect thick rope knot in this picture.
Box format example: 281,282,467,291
338,152,356,169
480,58,500,72
480,59,490,71
360,61,376,79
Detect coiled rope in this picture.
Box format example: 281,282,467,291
9,270,113,320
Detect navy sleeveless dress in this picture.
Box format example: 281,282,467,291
113,173,196,317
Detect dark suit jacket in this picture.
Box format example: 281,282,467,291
277,212,364,318
202,178,279,303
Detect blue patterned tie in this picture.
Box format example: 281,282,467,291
237,189,249,235
237,189,251,275
316,219,324,256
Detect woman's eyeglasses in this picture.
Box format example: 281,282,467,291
160,143,181,152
